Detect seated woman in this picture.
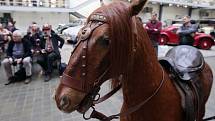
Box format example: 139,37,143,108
0,23,10,52
2,30,32,85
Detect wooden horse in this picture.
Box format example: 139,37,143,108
54,0,213,121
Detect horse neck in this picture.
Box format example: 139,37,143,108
122,30,163,108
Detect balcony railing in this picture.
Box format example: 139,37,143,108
0,0,70,8
149,0,215,9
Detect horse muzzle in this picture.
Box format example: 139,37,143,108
54,84,86,113
57,95,78,113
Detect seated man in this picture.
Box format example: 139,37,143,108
176,15,198,46
24,22,43,55
2,30,32,85
37,24,64,82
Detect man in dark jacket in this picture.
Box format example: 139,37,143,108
145,12,162,55
37,24,64,82
2,30,32,85
24,22,43,54
176,15,198,45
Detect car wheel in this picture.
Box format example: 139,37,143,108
159,35,168,45
199,38,212,50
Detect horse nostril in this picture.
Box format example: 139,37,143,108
82,29,87,34
59,95,71,110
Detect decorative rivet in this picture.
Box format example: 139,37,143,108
82,64,86,67
82,73,86,76
82,56,86,59
83,46,87,49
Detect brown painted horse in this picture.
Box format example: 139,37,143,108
54,0,213,121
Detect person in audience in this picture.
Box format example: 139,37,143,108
176,15,198,45
24,22,43,55
145,12,162,55
37,23,64,82
0,23,10,52
2,30,32,85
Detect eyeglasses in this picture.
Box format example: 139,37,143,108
43,29,50,31
12,35,21,38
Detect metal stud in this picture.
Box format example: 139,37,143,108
82,56,86,59
82,64,86,67
82,73,86,76
83,46,87,49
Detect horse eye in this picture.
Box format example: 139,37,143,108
103,38,110,46
98,37,109,47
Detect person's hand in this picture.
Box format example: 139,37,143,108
16,58,22,64
191,33,195,37
36,50,40,54
31,49,35,53
41,49,46,54
176,30,180,34
9,57,13,64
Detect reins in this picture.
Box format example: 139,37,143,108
84,65,165,121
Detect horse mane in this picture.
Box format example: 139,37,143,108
89,1,158,88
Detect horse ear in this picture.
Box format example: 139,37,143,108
100,0,105,6
130,0,148,16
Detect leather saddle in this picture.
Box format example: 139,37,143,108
159,45,204,81
159,45,204,121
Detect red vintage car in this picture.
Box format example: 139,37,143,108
159,25,215,50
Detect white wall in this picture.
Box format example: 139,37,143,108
11,12,69,33
161,6,188,21
191,9,200,20
75,0,112,18
76,1,101,17
139,4,160,23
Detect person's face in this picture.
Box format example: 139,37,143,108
43,28,51,37
32,24,38,32
0,24,3,29
183,17,190,24
12,33,22,42
8,22,14,27
151,14,157,20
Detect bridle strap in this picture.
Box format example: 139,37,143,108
93,83,122,104
89,65,165,121
61,20,106,93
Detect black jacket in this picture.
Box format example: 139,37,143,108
24,32,43,49
6,38,32,58
39,32,64,56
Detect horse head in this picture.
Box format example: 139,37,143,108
54,0,148,114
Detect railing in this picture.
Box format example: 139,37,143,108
0,0,70,8
149,0,215,9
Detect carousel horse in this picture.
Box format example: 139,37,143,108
54,0,214,121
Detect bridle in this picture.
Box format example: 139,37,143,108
60,14,165,121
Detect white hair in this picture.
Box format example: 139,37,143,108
13,30,23,38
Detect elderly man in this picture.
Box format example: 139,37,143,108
2,30,32,85
24,22,42,54
177,15,198,45
37,24,64,82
